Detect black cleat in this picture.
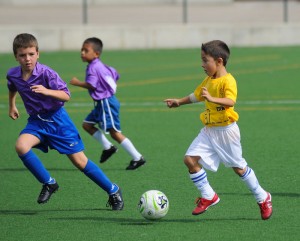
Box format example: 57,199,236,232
37,182,59,204
106,188,124,211
126,157,146,170
100,145,118,163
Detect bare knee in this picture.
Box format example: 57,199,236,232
68,152,88,170
15,134,39,156
82,122,96,135
15,140,29,155
184,156,201,173
233,166,247,176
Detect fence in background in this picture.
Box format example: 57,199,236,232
0,0,299,52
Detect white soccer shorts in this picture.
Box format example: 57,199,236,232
185,122,248,172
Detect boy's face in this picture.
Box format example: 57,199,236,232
201,50,219,77
81,43,99,63
15,47,39,73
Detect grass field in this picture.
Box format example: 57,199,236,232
0,46,299,241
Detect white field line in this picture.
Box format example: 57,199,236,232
1,99,300,109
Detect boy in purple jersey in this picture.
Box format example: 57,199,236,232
7,33,124,210
70,37,146,170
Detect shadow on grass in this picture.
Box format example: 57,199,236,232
0,167,128,172
0,208,261,223
219,192,300,198
0,168,77,172
49,216,261,224
0,208,109,216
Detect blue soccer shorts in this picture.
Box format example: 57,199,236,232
20,107,84,155
84,95,121,133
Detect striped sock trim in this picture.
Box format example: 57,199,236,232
241,166,251,180
191,170,207,184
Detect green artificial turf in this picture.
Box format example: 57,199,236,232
0,46,299,241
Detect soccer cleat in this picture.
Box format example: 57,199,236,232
106,188,124,211
125,157,146,170
100,145,118,163
192,193,220,215
258,192,273,220
37,182,59,204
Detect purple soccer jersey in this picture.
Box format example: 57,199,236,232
7,62,70,115
85,58,119,100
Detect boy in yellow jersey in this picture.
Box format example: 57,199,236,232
164,40,272,220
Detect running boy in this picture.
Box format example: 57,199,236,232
164,40,272,220
70,37,146,170
7,33,124,210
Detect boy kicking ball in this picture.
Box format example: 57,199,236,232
164,40,272,220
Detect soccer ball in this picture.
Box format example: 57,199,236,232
138,190,169,220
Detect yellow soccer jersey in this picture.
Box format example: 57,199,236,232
194,73,239,127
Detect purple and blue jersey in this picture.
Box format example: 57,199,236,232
6,62,84,154
86,58,119,100
83,59,122,133
7,62,70,116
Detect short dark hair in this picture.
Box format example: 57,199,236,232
201,40,230,66
13,33,39,56
83,37,103,53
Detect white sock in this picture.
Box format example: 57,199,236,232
92,130,112,150
241,166,267,202
190,169,215,200
120,138,142,161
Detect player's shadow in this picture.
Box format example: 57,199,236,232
219,192,300,198
49,216,260,224
0,208,109,216
1,209,262,223
0,167,77,172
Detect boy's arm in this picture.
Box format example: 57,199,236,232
8,90,19,120
30,85,70,102
70,77,94,90
201,87,235,107
164,96,192,108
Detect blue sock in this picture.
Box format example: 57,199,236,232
19,150,52,184
83,160,118,194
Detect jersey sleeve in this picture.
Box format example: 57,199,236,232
224,77,237,102
45,68,70,96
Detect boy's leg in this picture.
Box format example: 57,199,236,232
19,150,59,204
93,130,113,150
110,129,146,170
68,152,124,210
83,122,117,163
184,156,220,215
16,134,58,204
121,138,146,170
93,130,118,163
238,166,272,220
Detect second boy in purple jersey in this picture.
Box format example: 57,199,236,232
7,33,124,210
70,37,146,170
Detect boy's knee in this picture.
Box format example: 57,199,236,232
82,122,95,134
15,141,29,155
233,166,247,176
184,156,201,173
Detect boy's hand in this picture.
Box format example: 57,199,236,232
164,99,180,108
201,87,213,101
30,85,49,95
9,107,19,120
70,77,81,86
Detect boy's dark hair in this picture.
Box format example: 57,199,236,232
84,37,103,53
201,40,230,66
13,33,39,56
